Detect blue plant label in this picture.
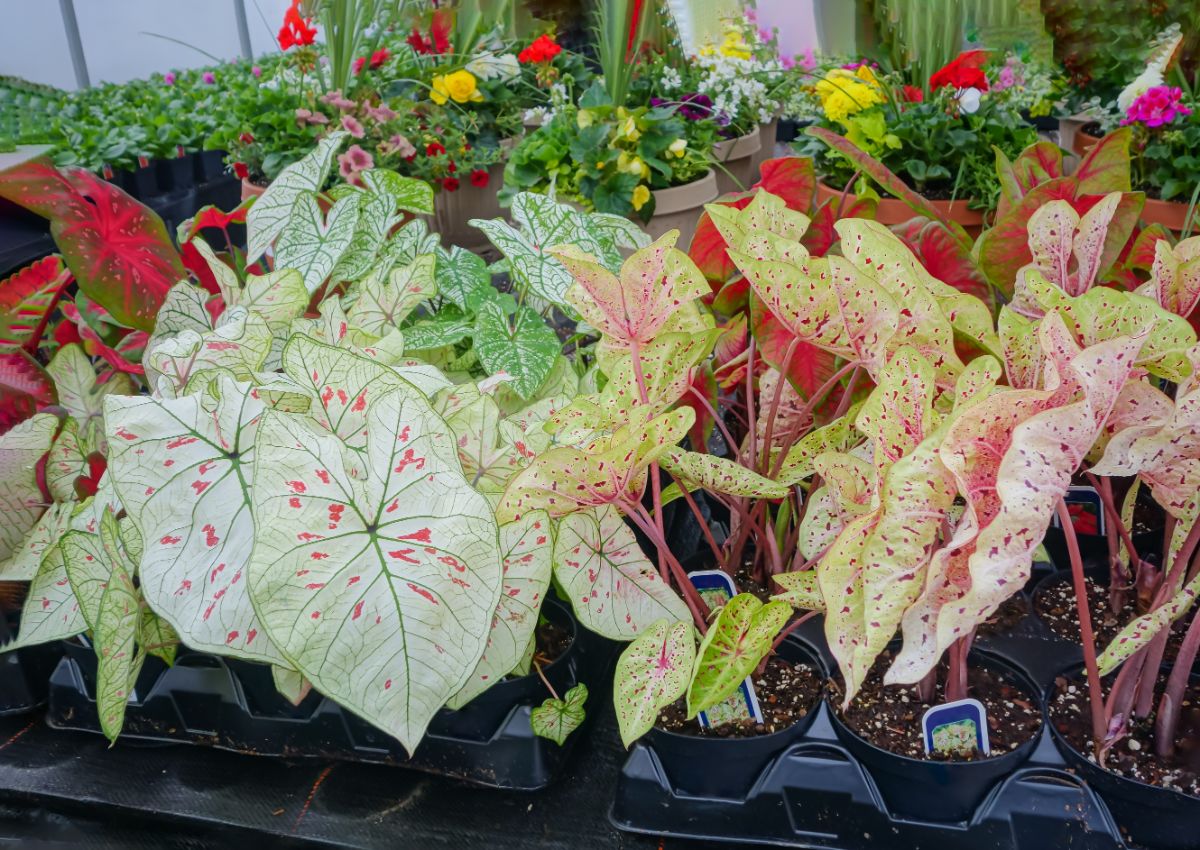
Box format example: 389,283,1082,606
687,570,764,729
1051,485,1105,536
922,698,990,757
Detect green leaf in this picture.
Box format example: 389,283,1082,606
686,593,791,718
613,619,695,747
46,343,134,450
473,302,560,400
91,508,144,742
772,570,823,609
346,254,436,336
531,683,588,745
246,131,347,263
361,168,434,215
659,449,788,499
403,318,473,351
144,308,272,394
435,245,491,311
249,385,502,754
0,413,56,563
274,192,361,294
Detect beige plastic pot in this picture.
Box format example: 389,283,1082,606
712,129,762,196
749,118,779,182
423,162,506,252
644,171,719,244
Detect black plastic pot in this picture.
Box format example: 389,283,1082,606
105,168,137,197
0,613,63,716
144,188,200,238
130,163,160,200
46,597,615,790
156,154,195,193
193,149,227,184
830,652,1042,822
1041,527,1163,578
1048,667,1200,850
642,638,825,799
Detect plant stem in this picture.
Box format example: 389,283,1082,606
1155,605,1200,758
622,500,710,631
1057,498,1108,756
770,610,817,653
667,471,726,570
533,659,559,701
760,337,800,473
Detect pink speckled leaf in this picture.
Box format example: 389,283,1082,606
0,413,56,563
448,510,554,708
660,449,787,499
855,347,938,474
1135,237,1200,320
1098,565,1200,675
553,505,689,640
249,384,501,754
686,593,791,718
773,570,823,610
614,618,695,747
103,375,286,665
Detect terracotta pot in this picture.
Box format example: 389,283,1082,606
423,162,505,252
240,176,267,202
1141,195,1198,232
816,180,985,238
749,118,779,182
712,129,763,196
645,171,719,244
1071,124,1103,158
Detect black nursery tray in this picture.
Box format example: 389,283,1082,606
46,598,615,791
0,615,62,717
610,610,1159,850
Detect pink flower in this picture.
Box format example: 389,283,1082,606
252,65,262,78
366,103,397,123
295,108,329,126
800,47,817,71
759,28,772,44
319,89,357,111
341,115,365,138
203,71,216,84
1123,86,1193,128
379,134,416,158
338,145,374,184
164,72,176,85
781,55,795,70
995,65,1016,91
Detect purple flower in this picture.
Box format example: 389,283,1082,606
678,92,715,121
1123,86,1193,128
338,144,374,184
781,55,795,70
203,71,216,84
252,65,262,78
164,72,176,86
366,103,397,123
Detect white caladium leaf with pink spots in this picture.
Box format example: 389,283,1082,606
46,343,134,452
553,505,689,640
344,254,437,337
248,384,501,753
145,307,273,394
44,417,87,504
0,413,56,563
227,269,309,370
613,618,696,747
888,314,1143,684
550,231,709,356
706,190,812,252
447,510,554,708
0,500,74,581
773,411,862,487
798,452,876,560
103,375,286,665
1099,563,1200,674
1136,237,1200,320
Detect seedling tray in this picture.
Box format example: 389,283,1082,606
46,599,615,791
610,615,1154,849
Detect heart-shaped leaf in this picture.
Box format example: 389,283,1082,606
275,192,362,293
531,683,588,745
246,132,347,263
473,302,562,400
686,593,791,718
0,254,71,351
613,618,695,747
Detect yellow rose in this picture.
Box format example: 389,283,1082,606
431,69,482,105
668,138,687,158
631,184,651,212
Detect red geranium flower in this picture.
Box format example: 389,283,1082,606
900,84,924,103
407,12,451,55
352,56,366,75
238,132,255,145
278,0,317,51
929,49,989,92
470,169,489,188
370,48,390,69
233,162,250,180
442,177,460,192
518,34,563,63
426,142,446,156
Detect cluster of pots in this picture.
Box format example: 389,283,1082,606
104,149,240,233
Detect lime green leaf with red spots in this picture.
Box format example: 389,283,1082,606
613,618,695,747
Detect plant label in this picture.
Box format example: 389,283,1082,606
1050,485,1104,536
921,698,990,757
687,570,764,728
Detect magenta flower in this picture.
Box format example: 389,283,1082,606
781,54,795,70
203,71,216,84
338,144,374,184
252,65,262,78
164,72,176,86
379,133,416,158
1123,86,1193,128
800,47,817,71
341,115,365,138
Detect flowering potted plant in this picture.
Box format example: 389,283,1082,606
798,50,1038,229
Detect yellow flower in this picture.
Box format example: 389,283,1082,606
430,69,482,105
814,68,884,123
618,152,649,179
631,184,651,212
719,30,751,60
576,109,594,129
620,116,641,142
668,138,687,158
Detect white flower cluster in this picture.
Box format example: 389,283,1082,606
523,83,571,127
693,53,783,128
659,65,684,92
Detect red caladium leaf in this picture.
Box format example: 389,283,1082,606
681,362,717,450
711,276,749,315
1126,224,1175,273
0,255,72,352
0,350,56,434
751,156,818,209
805,126,971,249
749,295,842,409
59,302,147,376
995,142,1064,220
1073,127,1133,195
177,199,253,246
0,158,185,332
690,199,751,285
890,217,990,303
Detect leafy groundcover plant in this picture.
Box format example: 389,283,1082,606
0,131,690,753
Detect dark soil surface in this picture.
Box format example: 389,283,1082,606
533,619,572,665
977,593,1031,637
1051,672,1200,796
1034,574,1137,648
656,655,822,738
835,648,1042,761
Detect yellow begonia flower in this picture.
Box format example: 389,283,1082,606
620,116,641,142
814,68,884,123
668,138,687,158
618,152,649,179
577,109,594,129
431,69,483,105
631,184,651,211
719,30,751,60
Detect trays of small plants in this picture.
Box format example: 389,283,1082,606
46,597,612,790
